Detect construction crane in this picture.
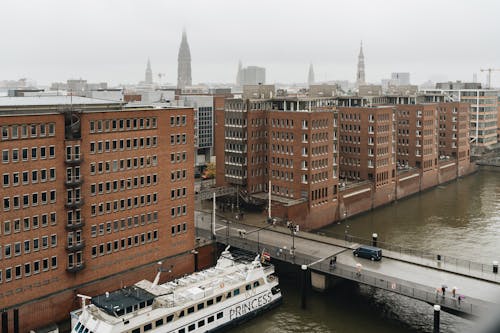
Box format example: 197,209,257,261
480,68,500,88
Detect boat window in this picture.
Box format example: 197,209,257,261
188,323,196,331
198,320,205,327
83,329,89,333
178,329,185,333
139,301,146,309
245,284,251,291
253,281,260,288
78,325,85,333
75,323,81,331
187,306,194,314
147,299,153,306
126,306,132,314
217,312,223,319
167,314,174,322
178,310,185,318
144,323,152,331
207,299,214,306
155,319,164,327
216,295,222,303
132,328,140,333
208,316,214,323
226,292,231,299
197,303,204,310
233,289,240,296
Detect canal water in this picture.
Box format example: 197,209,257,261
233,170,500,333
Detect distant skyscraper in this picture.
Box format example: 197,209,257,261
308,63,315,86
356,41,366,87
145,58,153,84
239,66,266,86
177,30,192,89
236,60,243,86
391,72,410,86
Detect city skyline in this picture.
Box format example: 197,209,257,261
0,0,499,87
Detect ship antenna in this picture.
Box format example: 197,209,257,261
76,294,92,312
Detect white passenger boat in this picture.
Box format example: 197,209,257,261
70,247,282,333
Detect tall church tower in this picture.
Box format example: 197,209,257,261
356,41,366,87
177,29,192,89
308,63,315,86
145,58,153,84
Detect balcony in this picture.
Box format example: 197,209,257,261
65,154,84,165
66,219,85,231
65,176,84,187
66,241,85,252
67,262,85,273
65,199,84,209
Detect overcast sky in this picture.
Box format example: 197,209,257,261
1,0,499,87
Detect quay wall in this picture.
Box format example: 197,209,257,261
278,161,477,231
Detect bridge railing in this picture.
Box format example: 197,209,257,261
326,233,498,279
220,234,489,317
312,261,489,317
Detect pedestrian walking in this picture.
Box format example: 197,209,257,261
330,256,337,270
452,287,457,298
441,284,447,297
356,263,363,276
435,287,441,299
457,295,463,306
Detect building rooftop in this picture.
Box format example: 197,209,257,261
0,95,123,107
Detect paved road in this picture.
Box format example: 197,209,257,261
195,210,500,311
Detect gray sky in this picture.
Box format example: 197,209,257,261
1,0,499,87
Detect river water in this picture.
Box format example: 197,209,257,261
233,170,500,333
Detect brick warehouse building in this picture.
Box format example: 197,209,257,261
216,88,474,230
0,96,199,332
219,96,340,230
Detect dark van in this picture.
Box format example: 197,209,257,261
353,245,382,261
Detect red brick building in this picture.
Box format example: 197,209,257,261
0,96,196,332
219,97,339,229
338,106,396,188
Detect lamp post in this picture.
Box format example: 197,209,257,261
286,221,299,258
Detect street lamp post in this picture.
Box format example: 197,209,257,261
286,221,299,258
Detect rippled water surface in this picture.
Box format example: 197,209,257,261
232,170,500,333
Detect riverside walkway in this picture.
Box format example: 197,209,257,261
195,209,500,318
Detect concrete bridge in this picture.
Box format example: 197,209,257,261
195,211,500,318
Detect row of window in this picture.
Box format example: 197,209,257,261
90,230,159,258
1,123,56,141
170,151,188,163
1,234,57,259
171,169,188,182
0,256,58,284
170,115,188,127
90,193,158,216
171,222,188,235
3,191,57,211
89,136,158,154
3,168,57,187
89,155,158,174
90,174,158,196
2,146,56,163
170,134,187,145
2,213,57,235
89,117,157,133
90,211,159,237
170,205,188,218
